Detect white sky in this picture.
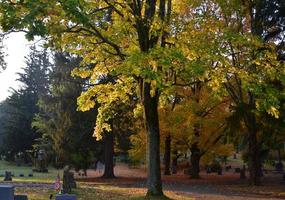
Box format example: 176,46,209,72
0,32,31,101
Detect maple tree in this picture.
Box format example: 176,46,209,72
0,0,284,193
159,84,232,178
0,0,197,195
186,0,285,185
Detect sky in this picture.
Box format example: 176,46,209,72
0,32,31,101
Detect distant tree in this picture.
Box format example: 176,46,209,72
32,52,99,171
0,46,50,160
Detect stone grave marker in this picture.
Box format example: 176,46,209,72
234,168,241,173
14,195,28,200
217,168,222,175
63,166,76,194
225,165,231,171
55,194,77,200
0,185,14,200
240,166,246,179
275,162,284,172
4,171,12,181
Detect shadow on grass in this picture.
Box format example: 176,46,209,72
131,195,173,200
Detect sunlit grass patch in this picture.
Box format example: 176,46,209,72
15,187,56,200
0,160,62,183
14,184,194,200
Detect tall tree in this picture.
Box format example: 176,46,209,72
0,46,50,160
32,53,99,169
0,1,205,196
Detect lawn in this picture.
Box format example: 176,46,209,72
14,184,194,200
0,161,193,200
0,160,62,183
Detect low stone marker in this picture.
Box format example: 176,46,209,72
14,195,28,200
235,168,241,173
217,168,222,175
55,194,77,200
225,165,232,171
275,162,284,172
4,171,12,181
0,185,14,200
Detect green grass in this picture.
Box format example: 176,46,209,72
0,160,62,183
1,160,194,199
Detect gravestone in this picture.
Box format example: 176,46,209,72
206,166,211,174
14,195,28,200
235,168,241,173
275,162,283,172
183,168,191,175
240,168,246,179
4,171,12,181
63,166,76,194
225,165,232,171
0,185,14,200
55,194,76,200
217,168,222,175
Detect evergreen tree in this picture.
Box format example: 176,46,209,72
0,46,50,160
33,52,99,170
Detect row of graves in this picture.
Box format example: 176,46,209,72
183,160,285,181
0,166,77,200
0,149,78,200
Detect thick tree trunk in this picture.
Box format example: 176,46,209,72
144,83,163,196
243,92,262,186
102,130,115,178
244,110,262,185
248,129,261,185
190,143,201,179
164,135,171,175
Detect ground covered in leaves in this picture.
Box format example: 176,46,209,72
2,161,285,199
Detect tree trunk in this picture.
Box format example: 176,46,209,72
278,148,282,163
144,83,163,196
248,129,261,185
164,135,171,175
172,149,178,174
190,143,201,179
102,130,115,178
243,92,262,186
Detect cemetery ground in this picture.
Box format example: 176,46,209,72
1,160,285,200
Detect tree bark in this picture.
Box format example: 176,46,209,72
102,130,115,178
144,83,163,196
190,143,201,179
172,149,178,174
248,128,261,185
164,135,171,175
278,148,282,163
244,106,262,185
